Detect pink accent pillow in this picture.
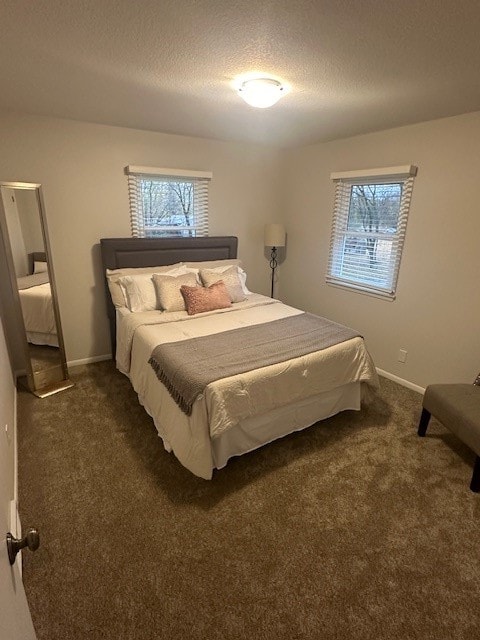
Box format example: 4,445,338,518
180,281,232,316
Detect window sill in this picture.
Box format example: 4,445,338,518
326,281,396,301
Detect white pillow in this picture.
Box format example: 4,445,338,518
120,266,188,312
34,260,48,274
152,272,199,312
199,266,246,303
238,268,250,295
184,259,242,271
106,263,183,309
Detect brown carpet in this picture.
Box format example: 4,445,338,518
17,361,480,640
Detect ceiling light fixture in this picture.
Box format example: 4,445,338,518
237,77,287,108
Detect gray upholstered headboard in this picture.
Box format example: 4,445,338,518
28,251,47,275
100,236,238,356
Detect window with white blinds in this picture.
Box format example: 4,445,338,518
126,166,212,238
326,165,417,299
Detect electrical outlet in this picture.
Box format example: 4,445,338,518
398,349,407,363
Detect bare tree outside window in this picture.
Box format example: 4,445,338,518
126,166,210,238
140,180,195,237
327,166,416,298
346,183,401,268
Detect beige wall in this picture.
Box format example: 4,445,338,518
1,109,479,387
281,111,480,388
0,111,283,362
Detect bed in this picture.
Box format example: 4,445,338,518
17,251,58,347
100,236,378,479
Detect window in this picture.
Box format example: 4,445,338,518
126,165,212,237
326,165,417,299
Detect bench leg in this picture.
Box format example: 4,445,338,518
417,408,431,437
470,456,480,493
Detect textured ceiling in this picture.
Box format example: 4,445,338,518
2,0,480,148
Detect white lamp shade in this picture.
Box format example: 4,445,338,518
264,223,286,247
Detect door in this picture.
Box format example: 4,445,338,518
0,315,37,639
0,506,37,639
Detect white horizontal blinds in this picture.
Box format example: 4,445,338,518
389,175,414,292
126,166,212,238
193,177,209,236
127,173,145,237
327,180,352,284
327,166,416,299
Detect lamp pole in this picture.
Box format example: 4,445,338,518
264,223,286,299
269,246,278,298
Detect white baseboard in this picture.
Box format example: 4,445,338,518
376,368,425,395
67,354,112,368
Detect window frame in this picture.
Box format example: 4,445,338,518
125,165,212,238
326,165,417,300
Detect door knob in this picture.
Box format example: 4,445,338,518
6,528,40,565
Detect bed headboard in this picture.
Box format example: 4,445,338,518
28,251,47,275
100,236,238,356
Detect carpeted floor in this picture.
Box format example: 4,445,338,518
17,361,480,640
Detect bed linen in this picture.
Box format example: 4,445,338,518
17,275,58,346
148,312,361,415
117,294,378,479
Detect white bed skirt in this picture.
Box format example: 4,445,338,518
138,380,361,477
210,381,361,470
26,331,59,347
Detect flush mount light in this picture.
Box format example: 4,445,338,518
237,77,287,108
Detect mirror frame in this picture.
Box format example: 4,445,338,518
0,181,73,396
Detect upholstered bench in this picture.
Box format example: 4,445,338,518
418,382,480,492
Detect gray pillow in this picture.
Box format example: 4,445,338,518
152,272,199,312
199,266,246,303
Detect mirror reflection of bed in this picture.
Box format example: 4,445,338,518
0,182,72,396
20,255,65,387
18,251,58,345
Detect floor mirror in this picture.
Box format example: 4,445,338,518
0,181,73,397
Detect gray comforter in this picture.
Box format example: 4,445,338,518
17,272,49,290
